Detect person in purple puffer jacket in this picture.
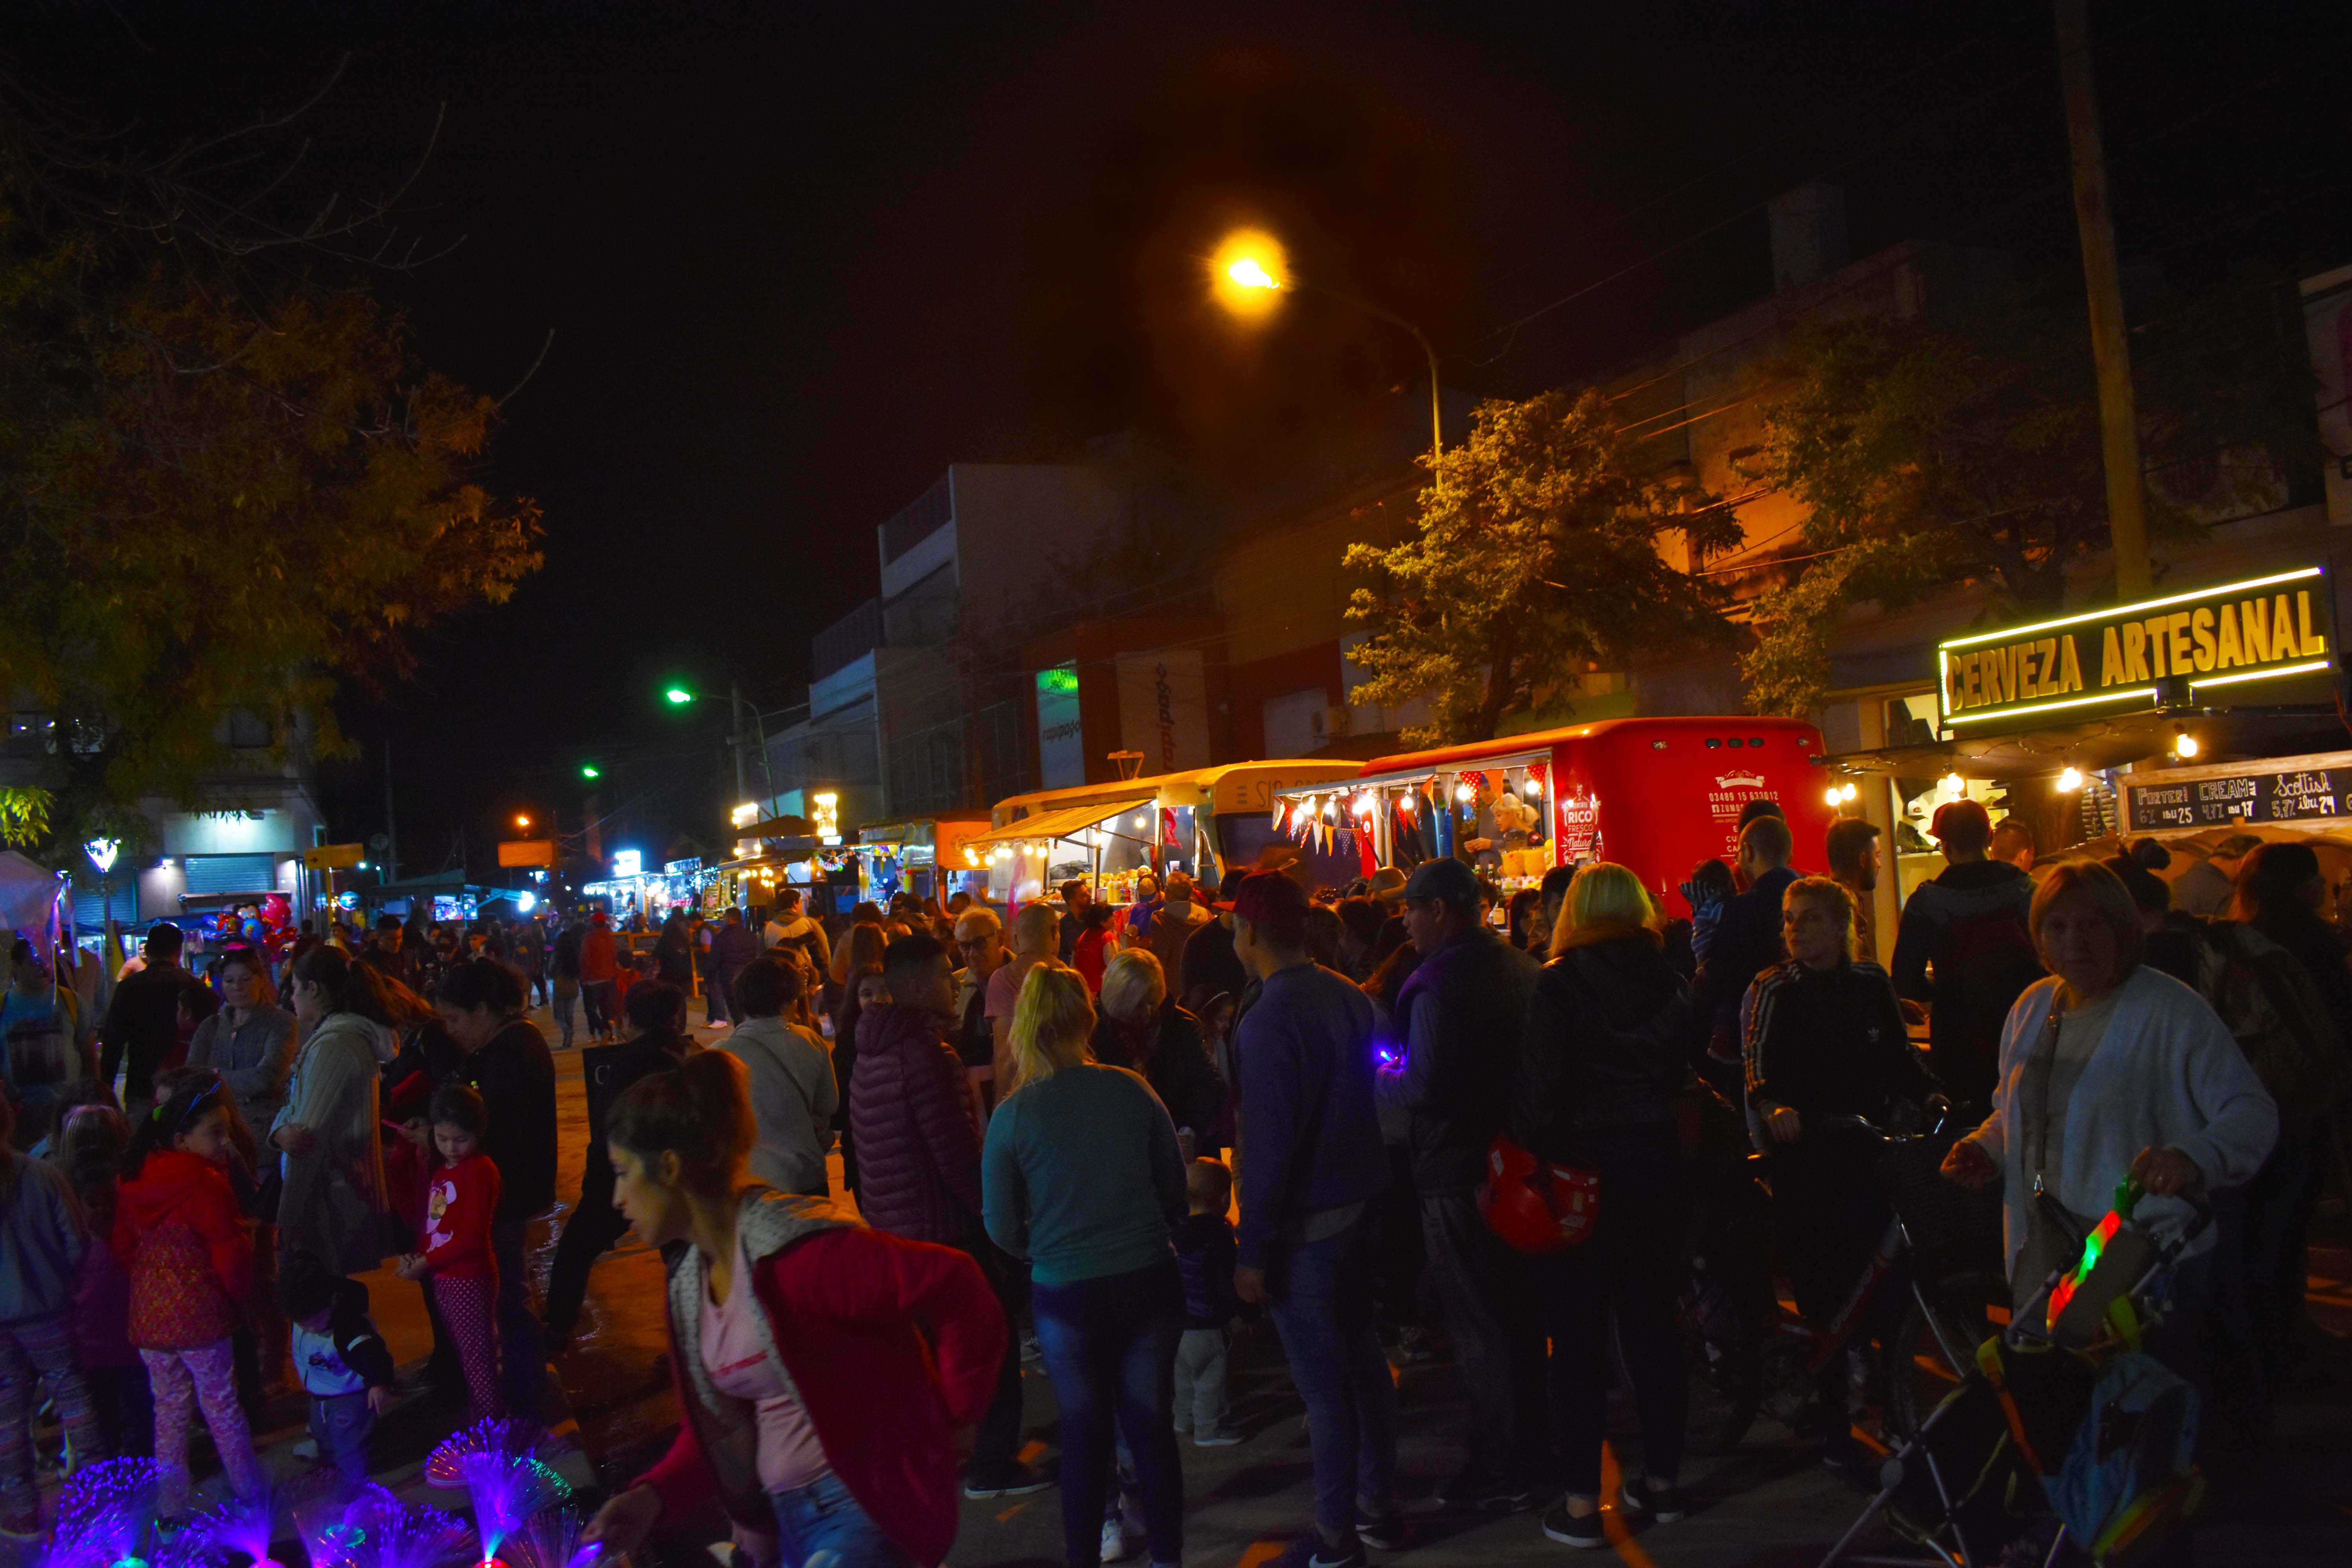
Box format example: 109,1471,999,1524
849,932,1045,1500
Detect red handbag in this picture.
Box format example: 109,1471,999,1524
1478,1131,1602,1254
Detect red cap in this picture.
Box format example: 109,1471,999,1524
1215,868,1310,928
1929,798,1990,842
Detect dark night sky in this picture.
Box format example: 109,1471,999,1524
10,1,2348,876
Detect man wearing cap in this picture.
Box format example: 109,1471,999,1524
1227,871,1404,1557
1378,856,1546,1512
1889,799,2041,1103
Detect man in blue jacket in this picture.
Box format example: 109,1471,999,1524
1229,870,1403,1565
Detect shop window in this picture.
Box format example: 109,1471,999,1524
226,709,272,749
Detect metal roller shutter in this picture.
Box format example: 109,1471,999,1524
183,853,278,897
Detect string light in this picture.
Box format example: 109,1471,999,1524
1824,787,1844,808
1941,771,1965,795
2173,728,2200,760
1455,781,1475,803
1840,782,1857,802
1523,776,1543,798
2057,766,2083,793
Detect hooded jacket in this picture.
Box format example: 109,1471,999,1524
636,1186,1004,1568
723,1016,839,1196
1377,926,1541,1189
1513,930,1692,1161
848,1004,984,1246
1889,859,2036,1000
272,1011,390,1278
0,1154,85,1321
113,1148,251,1349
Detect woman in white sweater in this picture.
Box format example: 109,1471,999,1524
720,956,838,1196
1943,860,2277,1314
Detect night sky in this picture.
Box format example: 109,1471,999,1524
12,1,2347,878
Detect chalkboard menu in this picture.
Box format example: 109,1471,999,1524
2123,753,2352,831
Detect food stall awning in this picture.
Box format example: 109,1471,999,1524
966,797,1155,852
1817,706,2346,781
1272,748,1555,800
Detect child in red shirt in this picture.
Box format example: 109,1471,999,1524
396,1082,502,1420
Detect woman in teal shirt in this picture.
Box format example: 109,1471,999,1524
982,960,1187,1568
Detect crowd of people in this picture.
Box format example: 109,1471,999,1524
0,797,2344,1568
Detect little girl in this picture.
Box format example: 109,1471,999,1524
113,1080,267,1515
57,1105,147,1463
397,1082,502,1421
1,1095,108,1534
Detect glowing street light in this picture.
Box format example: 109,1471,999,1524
664,687,695,706
514,813,532,830
580,763,601,780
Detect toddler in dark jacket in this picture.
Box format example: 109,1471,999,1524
280,1252,395,1497
1172,1157,1244,1445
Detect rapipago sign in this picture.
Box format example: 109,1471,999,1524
1937,567,2337,735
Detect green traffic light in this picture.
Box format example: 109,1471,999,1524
581,764,601,779
664,687,694,705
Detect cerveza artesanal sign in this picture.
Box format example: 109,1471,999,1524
1936,567,2337,734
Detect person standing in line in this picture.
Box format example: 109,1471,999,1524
396,1082,503,1421
1989,817,2037,874
1171,1157,1244,1446
547,915,584,1051
1693,815,1804,1097
830,965,887,1198
1824,817,1886,966
952,906,1008,1123
1123,874,1164,947
708,910,760,1030
185,949,296,1157
513,917,548,1009
987,902,1061,1096
1512,864,1693,1547
1144,872,1209,997
851,935,1045,1501
114,1080,269,1516
983,963,1187,1568
0,1096,106,1532
1183,869,1250,1006
1094,950,1225,1156
432,958,557,1419
546,982,696,1345
98,923,208,1112
764,888,833,973
272,947,402,1285
580,1051,1007,1568
1889,799,2042,1107
1228,871,1404,1565
579,913,621,1044
1375,854,1545,1513
1744,877,1936,1466
720,959,837,1198
2169,833,2265,920
1058,879,1093,964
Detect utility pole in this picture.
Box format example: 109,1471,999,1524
2056,0,2152,599
729,680,750,806
383,740,399,884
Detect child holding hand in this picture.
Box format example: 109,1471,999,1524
396,1082,502,1420
113,1080,267,1515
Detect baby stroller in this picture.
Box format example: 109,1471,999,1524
1820,1174,2213,1568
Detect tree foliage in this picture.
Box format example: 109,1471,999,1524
1738,282,2314,715
1345,388,1738,745
0,148,543,854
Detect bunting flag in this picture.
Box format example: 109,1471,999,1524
1390,797,1423,869
1357,818,1379,878
1272,800,1287,831
1527,764,1550,842
1459,769,1487,797
1161,807,1181,849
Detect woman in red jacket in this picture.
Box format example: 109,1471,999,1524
581,1050,1006,1568
113,1078,269,1515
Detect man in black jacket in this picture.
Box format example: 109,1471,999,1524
1376,856,1546,1512
98,922,209,1109
1693,814,1802,1096
1888,798,2040,1104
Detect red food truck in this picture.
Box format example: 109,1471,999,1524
1269,716,1836,916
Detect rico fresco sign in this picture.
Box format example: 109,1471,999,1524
1938,568,2336,734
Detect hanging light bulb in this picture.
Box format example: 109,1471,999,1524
1524,775,1543,798
1355,792,1376,818
1840,782,1858,802
1824,787,1844,808
1321,797,1338,821
1455,780,1475,803
2057,765,2083,793
1941,771,1965,795
2174,728,2200,760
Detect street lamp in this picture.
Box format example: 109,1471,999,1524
663,682,774,813
580,763,601,780
514,813,532,831
664,687,693,706
1211,227,1445,476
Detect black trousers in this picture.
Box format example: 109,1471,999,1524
1770,1146,1889,1430
1419,1183,1548,1483
960,1238,1029,1476
544,1179,633,1339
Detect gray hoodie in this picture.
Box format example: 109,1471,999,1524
722,1016,840,1197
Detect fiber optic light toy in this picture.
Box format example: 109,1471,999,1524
43,1459,171,1568
345,1501,471,1568
505,1510,599,1568
288,1480,399,1568
423,1421,572,1568
177,1490,283,1568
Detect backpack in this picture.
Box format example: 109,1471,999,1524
2043,1353,2204,1564
1933,902,2046,1096
2192,920,2352,1122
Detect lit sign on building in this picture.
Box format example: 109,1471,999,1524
612,850,642,878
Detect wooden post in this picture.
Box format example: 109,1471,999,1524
2056,0,2152,599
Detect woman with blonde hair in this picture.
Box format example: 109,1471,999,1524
1513,863,1695,1544
982,962,1188,1568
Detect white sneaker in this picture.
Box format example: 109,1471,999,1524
1100,1518,1136,1562
291,1438,319,1461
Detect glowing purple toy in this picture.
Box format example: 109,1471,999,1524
43,1459,170,1568
423,1420,572,1568
177,1490,284,1568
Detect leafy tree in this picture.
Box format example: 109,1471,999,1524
1345,387,1739,745
0,154,543,855
1738,282,2314,715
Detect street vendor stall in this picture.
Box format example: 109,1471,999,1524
975,759,1363,906
850,816,990,906
1818,563,2348,936
1277,717,1835,913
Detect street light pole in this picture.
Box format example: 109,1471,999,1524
1316,285,1444,470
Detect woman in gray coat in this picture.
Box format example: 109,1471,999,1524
271,947,413,1277
719,956,838,1196
186,948,295,1141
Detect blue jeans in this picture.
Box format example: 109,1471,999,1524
308,1390,375,1493
767,1472,911,1568
1032,1258,1186,1567
1265,1217,1399,1539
